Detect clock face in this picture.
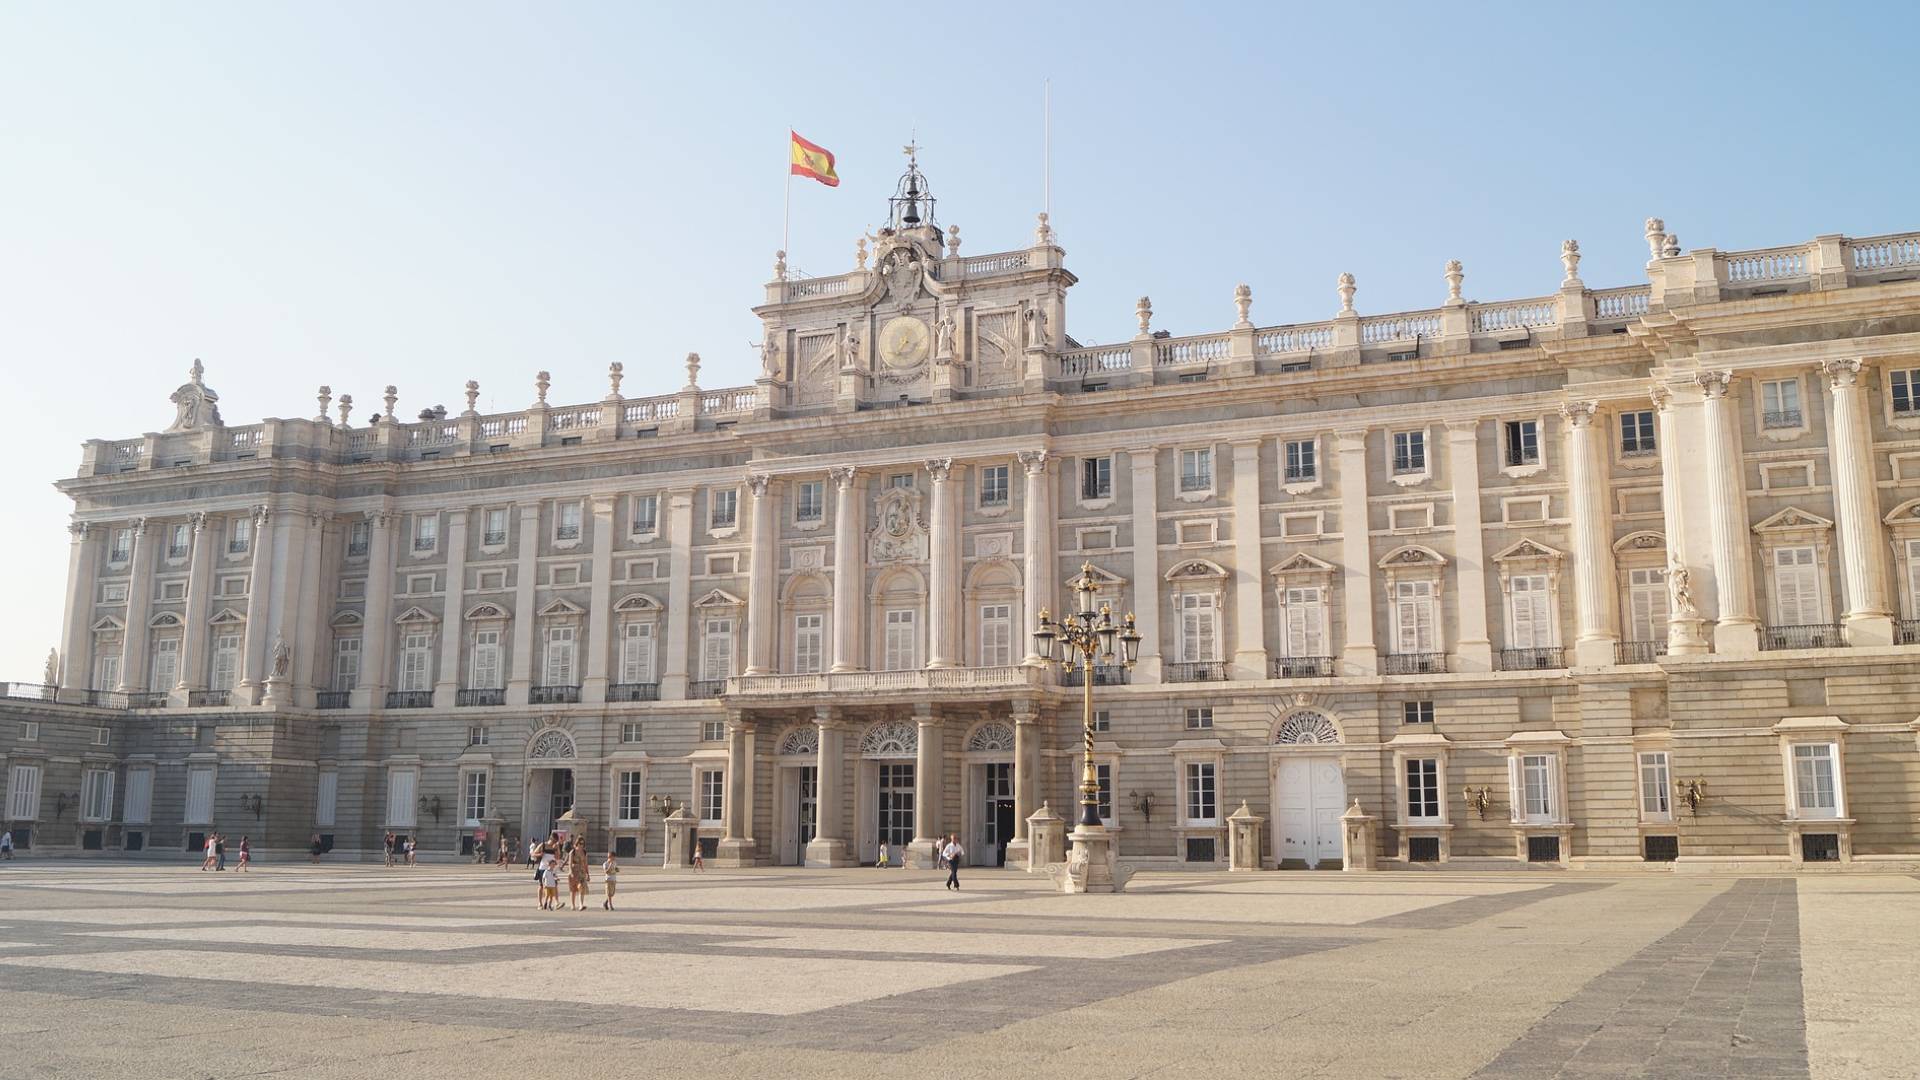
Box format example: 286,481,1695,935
879,316,930,368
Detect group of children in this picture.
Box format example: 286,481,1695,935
528,832,622,911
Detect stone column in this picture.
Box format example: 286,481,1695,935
926,459,958,667
118,519,152,693
1697,371,1760,653
1125,447,1162,681
1008,702,1039,863
1561,402,1620,665
829,466,865,672
434,508,470,707
507,504,540,703
1019,450,1055,665
805,708,854,865
661,490,695,698
1446,421,1493,671
1650,385,1706,655
909,707,942,867
1824,359,1894,644
239,506,274,700
1336,430,1378,674
177,513,215,695
359,509,397,708
58,522,98,694
292,512,328,702
582,494,617,699
744,475,778,675
1229,439,1268,679
263,504,309,706
714,714,755,866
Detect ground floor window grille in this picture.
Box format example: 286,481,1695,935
1642,835,1679,862
1184,837,1216,862
1526,835,1561,863
1801,833,1840,862
1407,836,1441,862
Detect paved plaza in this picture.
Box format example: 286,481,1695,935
0,862,1913,1079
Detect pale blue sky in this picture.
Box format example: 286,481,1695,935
2,2,1915,676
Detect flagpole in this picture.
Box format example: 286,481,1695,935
782,126,792,277
1044,79,1051,221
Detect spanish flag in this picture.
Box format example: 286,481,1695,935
789,131,839,187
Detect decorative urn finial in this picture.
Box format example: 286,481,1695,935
382,385,398,419
337,394,353,427
1337,272,1357,313
1645,218,1667,261
1444,260,1464,304
685,351,702,390
1135,296,1153,339
1233,284,1253,328
316,385,333,424
1561,239,1582,285
464,380,481,415
607,362,624,400
534,371,550,406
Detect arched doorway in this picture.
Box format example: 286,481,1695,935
962,720,1017,866
523,728,577,843
855,720,916,864
1271,711,1346,868
772,724,819,866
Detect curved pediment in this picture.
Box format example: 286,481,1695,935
464,602,510,621
1164,558,1228,582
149,612,183,628
1612,530,1667,554
1884,498,1920,525
1377,544,1448,569
329,610,363,627
613,592,663,612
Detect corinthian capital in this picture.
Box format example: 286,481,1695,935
68,520,91,541
827,465,858,490
1693,370,1733,399
923,458,953,483
1558,401,1599,428
745,473,771,498
1016,448,1050,474
1821,358,1864,388
1648,384,1672,412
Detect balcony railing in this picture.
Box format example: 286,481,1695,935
1271,656,1335,679
1061,665,1130,687
1382,652,1447,675
456,688,505,707
1282,466,1318,483
1899,618,1920,646
125,691,170,709
315,691,351,710
80,689,130,709
188,690,231,707
1496,647,1565,671
385,690,433,709
1761,623,1846,651
0,681,56,703
529,685,580,705
608,682,661,702
1165,661,1229,683
1762,409,1804,429
687,680,726,700
1614,640,1668,665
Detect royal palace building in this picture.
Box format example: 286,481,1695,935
7,164,1920,872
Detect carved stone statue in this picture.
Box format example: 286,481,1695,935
270,637,292,679
934,312,956,358
1025,305,1049,351
1669,564,1699,619
44,648,58,686
165,359,223,432
760,333,782,379
842,329,862,372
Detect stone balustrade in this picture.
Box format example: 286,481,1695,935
726,665,1040,700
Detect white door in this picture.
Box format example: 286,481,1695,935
1273,756,1347,867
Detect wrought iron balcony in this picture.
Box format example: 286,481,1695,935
1165,661,1229,683
529,685,580,705
1761,623,1846,650
80,689,130,709
1271,656,1335,679
1496,647,1565,671
1061,665,1130,687
608,682,661,702
1614,640,1668,665
385,690,433,709
314,691,351,710
189,690,232,707
1899,618,1920,646
456,688,505,707
0,681,56,703
1382,652,1447,675
125,691,170,709
687,680,726,700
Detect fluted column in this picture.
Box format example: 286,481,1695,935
239,507,275,699
1012,703,1038,843
1229,439,1268,679
1697,371,1759,653
1561,402,1620,664
117,519,152,693
1124,447,1161,681
582,494,616,699
434,509,470,707
1447,420,1492,671
176,513,215,695
1824,359,1894,643
507,504,540,703
1336,430,1378,674
926,459,957,667
744,475,778,675
805,708,854,865
909,708,942,866
1019,450,1054,665
715,714,756,866
829,466,865,672
58,522,99,695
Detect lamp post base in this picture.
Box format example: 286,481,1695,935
1050,823,1135,894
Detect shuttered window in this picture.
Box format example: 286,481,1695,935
315,769,338,827
7,765,42,821
332,637,361,691
386,768,418,827
398,633,432,692
470,630,501,689
80,769,114,823
209,633,241,690
1791,744,1839,818
1282,586,1325,657
1507,574,1553,649
1627,567,1670,643
979,605,1012,667
184,767,215,825
792,615,824,674
543,626,576,686
1178,594,1218,662
1393,581,1436,653
702,618,734,681
1772,546,1822,625
620,622,655,683
150,637,179,692
123,768,154,825
882,610,916,671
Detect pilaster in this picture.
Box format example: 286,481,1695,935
1697,371,1759,654
805,709,855,866
506,504,539,704
357,509,396,709
238,506,274,701
829,467,865,672
58,522,98,695
1446,420,1492,671
582,494,617,700
714,714,756,866
176,513,215,695
744,475,778,675
1229,439,1268,679
1336,430,1378,674
434,509,470,707
660,489,695,698
1125,447,1162,681
292,512,329,702
1824,359,1894,644
926,458,958,667
117,519,151,694
909,706,943,867
1019,449,1054,666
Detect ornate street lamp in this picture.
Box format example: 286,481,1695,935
1034,562,1141,884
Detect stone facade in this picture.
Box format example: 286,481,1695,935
6,174,1920,871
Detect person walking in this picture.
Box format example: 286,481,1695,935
383,831,396,868
691,842,705,873
601,849,619,911
404,835,418,867
940,834,965,890
236,836,251,872
201,833,217,871
1,829,13,860
566,837,590,911
214,833,227,872
877,839,890,869
309,832,323,864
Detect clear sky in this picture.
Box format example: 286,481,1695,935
2,1,1916,678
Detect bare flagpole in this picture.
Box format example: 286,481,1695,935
1044,79,1051,221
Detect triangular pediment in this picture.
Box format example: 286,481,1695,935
89,614,125,632
208,607,247,625
1752,507,1833,533
1492,538,1563,563
1268,552,1336,578
537,597,585,617
694,588,745,608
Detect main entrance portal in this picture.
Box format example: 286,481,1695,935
1274,757,1346,867
525,767,575,843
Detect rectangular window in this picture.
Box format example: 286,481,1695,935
1638,751,1672,820
1622,567,1669,644
555,502,582,542
1508,574,1553,649
1405,757,1440,820
7,764,41,821
709,489,738,530
1791,743,1839,818
883,609,917,671
1284,439,1317,482
1184,707,1213,730
95,651,122,692
469,629,502,689
209,633,241,691
483,508,509,547
1281,586,1325,658
150,637,180,692
1081,456,1113,500
101,581,129,604
228,516,252,555
979,604,1012,667
347,521,370,558
1520,754,1554,822
618,771,645,824
793,614,825,674
1392,430,1426,474
1095,762,1113,823
398,632,432,692
621,722,643,744
1179,448,1213,493
889,473,913,490
619,622,655,684
183,766,215,825
123,767,154,825
1403,700,1434,725
1177,593,1218,662
166,523,190,560
80,768,114,823
332,636,362,692
386,768,418,828
1393,580,1437,654
1184,762,1217,823
795,480,825,523
1503,419,1540,467
702,617,734,681
699,769,725,823
1761,377,1803,427
1620,410,1657,455
978,465,1010,508
462,771,488,825
412,514,437,553
631,494,659,535
1092,709,1110,733
110,528,133,563
543,626,577,686
467,726,489,747
1893,369,1920,416
1772,545,1822,625
701,720,727,742
314,769,338,828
